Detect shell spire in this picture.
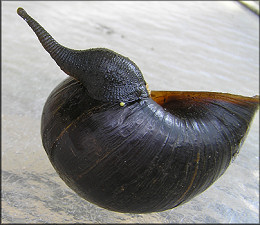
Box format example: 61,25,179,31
17,7,149,103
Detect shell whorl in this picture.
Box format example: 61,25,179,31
41,77,259,213
17,7,149,103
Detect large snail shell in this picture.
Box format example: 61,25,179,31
18,8,259,213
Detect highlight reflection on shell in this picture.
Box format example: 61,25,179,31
18,7,259,213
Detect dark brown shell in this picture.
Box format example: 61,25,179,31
41,77,259,213
18,7,259,213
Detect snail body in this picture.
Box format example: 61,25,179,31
18,8,259,213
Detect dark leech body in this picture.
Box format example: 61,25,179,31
17,8,149,103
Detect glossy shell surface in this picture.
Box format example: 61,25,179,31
41,77,259,213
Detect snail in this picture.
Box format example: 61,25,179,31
17,7,259,214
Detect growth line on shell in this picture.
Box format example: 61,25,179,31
201,101,238,163
76,102,157,180
177,152,200,203
77,151,112,180
50,103,109,158
50,121,75,153
49,112,87,159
